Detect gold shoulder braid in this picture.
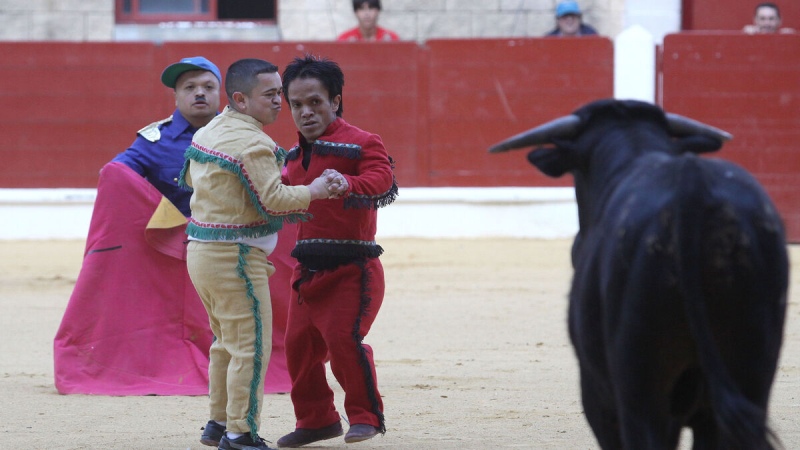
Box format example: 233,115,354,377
137,115,173,142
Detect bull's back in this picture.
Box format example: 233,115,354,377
572,152,788,447
596,153,785,267
577,151,788,373
595,153,787,310
594,155,788,405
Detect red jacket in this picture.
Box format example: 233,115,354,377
283,118,397,269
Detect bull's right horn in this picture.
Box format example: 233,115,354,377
665,113,733,142
488,115,581,153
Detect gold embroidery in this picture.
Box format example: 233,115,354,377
137,115,173,142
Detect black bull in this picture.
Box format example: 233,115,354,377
489,99,788,449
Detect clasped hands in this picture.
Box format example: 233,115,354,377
308,169,349,200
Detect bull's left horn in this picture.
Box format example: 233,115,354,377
666,113,733,142
488,115,581,153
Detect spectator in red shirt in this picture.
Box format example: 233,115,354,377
337,0,399,42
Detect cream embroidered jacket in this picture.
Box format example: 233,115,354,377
179,106,311,240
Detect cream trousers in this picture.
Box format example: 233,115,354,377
187,241,275,437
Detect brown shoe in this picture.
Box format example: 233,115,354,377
277,421,343,448
344,424,380,443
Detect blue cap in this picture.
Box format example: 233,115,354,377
160,56,222,88
556,1,582,18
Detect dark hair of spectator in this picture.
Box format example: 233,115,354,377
755,2,780,17
282,54,345,118
225,58,279,102
353,0,381,12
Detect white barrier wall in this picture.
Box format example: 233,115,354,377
614,25,657,103
0,189,96,240
0,188,579,241
377,188,579,239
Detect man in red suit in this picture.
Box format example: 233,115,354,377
276,54,398,448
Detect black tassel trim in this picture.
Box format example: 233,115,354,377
292,241,383,270
285,146,301,161
292,241,384,257
313,140,361,159
351,259,386,434
344,181,398,210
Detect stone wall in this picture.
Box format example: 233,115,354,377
280,0,625,41
0,0,628,42
0,0,112,41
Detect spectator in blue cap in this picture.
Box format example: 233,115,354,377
111,56,222,216
545,1,599,37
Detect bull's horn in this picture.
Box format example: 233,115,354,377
488,115,581,153
665,113,733,142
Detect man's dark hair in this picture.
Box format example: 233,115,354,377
225,58,279,102
282,54,345,118
353,0,381,12
755,2,780,17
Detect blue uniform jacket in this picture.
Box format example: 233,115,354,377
111,109,198,217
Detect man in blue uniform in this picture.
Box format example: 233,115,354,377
111,56,222,216
53,56,224,398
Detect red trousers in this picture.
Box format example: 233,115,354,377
285,258,385,431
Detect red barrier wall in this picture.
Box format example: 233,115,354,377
2,37,798,240
425,37,613,187
1,43,165,187
661,32,800,241
0,39,613,189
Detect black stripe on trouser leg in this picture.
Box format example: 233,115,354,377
351,258,386,433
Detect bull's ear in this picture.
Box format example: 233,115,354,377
674,135,724,154
527,146,573,177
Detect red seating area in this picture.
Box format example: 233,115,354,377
1,34,797,240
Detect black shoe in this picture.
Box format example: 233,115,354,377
200,420,226,447
218,433,276,450
276,421,343,448
344,424,380,443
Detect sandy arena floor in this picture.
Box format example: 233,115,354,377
1,239,798,449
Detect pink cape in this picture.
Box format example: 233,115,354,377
54,162,294,395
